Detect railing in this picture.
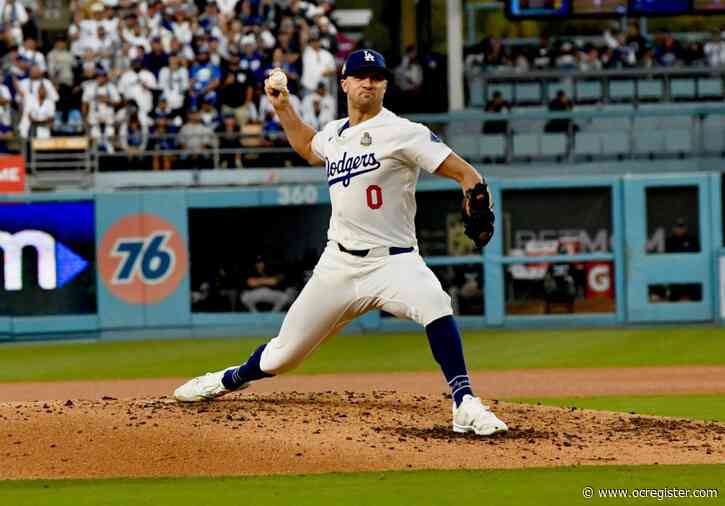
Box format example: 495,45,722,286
410,104,725,164
467,67,725,107
16,103,725,190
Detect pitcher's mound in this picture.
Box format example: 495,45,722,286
2,391,723,479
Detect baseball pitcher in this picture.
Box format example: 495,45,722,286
174,49,507,436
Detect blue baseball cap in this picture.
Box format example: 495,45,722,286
341,49,391,80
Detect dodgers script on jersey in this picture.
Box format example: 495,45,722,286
311,108,452,250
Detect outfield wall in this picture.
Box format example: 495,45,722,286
0,172,723,340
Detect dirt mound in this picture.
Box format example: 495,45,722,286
2,391,723,479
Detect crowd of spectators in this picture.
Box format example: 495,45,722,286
466,23,725,75
0,0,359,168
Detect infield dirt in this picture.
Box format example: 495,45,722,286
1,367,724,479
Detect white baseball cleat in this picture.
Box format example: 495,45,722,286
452,394,508,436
173,368,249,402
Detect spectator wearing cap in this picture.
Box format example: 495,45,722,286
78,3,106,50
0,0,28,46
240,34,265,84
16,64,58,108
19,80,54,138
301,81,334,129
207,35,223,66
82,65,120,151
118,57,157,117
300,33,335,96
178,108,216,169
219,49,254,127
189,45,220,109
18,38,44,71
143,36,168,77
158,53,188,112
148,112,177,171
151,94,182,127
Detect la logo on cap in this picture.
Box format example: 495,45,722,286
364,50,375,62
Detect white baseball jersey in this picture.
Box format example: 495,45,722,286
311,107,452,250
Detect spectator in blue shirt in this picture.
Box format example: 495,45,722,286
239,35,265,84
189,45,220,109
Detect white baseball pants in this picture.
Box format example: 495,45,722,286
259,241,453,374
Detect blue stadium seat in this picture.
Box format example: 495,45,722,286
609,80,635,101
634,116,659,133
602,131,630,155
541,134,567,156
698,78,723,98
703,116,725,152
515,83,542,103
664,130,692,153
469,77,485,107
513,133,539,157
450,135,480,160
480,135,506,158
575,133,601,156
638,79,663,101
575,80,602,102
671,79,696,99
635,131,666,154
580,104,632,133
487,84,513,102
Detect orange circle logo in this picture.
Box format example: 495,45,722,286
98,214,188,304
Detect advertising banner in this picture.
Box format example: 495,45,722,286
0,201,96,316
0,155,25,193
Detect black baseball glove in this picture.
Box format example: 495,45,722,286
462,182,495,250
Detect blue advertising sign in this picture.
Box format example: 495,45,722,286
0,201,96,316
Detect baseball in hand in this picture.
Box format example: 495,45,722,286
268,70,288,91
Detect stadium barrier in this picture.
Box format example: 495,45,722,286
467,67,725,107
15,104,725,191
0,172,723,340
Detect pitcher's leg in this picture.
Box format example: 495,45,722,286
372,256,473,403
222,262,358,392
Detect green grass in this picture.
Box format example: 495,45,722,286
508,394,725,422
2,325,725,382
1,466,723,506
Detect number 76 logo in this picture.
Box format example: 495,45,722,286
99,214,188,304
111,232,176,285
